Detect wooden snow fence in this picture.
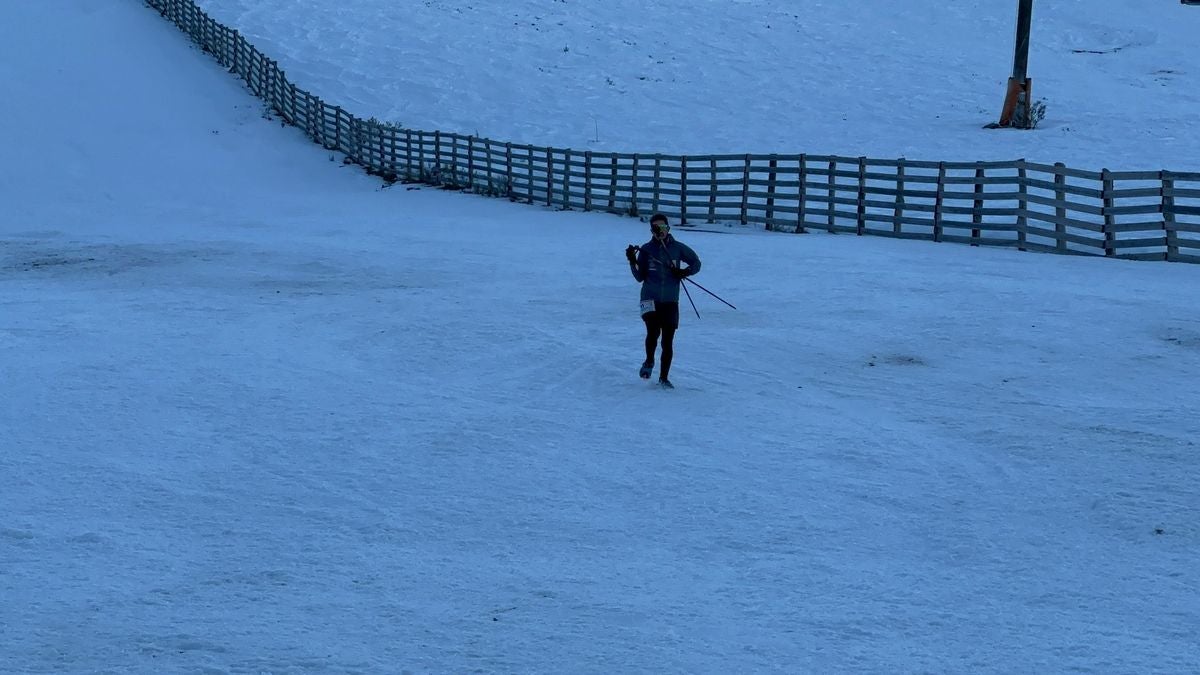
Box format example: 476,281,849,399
146,0,1200,263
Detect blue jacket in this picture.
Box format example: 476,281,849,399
631,234,701,303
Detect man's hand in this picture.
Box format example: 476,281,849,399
670,266,691,280
625,245,639,265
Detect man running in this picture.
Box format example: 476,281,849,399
625,213,701,389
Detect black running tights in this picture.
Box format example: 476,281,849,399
643,306,678,379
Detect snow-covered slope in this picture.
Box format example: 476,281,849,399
1,2,1198,673
194,0,1200,171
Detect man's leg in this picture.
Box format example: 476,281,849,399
641,311,661,378
659,324,676,380
657,302,680,382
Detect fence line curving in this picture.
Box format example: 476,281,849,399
145,0,1200,263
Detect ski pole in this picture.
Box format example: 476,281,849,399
684,278,737,310
680,277,700,319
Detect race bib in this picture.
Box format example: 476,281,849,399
639,299,656,315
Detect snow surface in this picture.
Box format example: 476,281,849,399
191,0,1200,171
2,1,1199,673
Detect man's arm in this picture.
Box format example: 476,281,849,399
679,243,701,276
631,246,647,282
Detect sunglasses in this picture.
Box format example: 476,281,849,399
651,221,670,234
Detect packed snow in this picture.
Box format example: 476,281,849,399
1,1,1198,673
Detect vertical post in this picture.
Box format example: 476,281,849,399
827,159,838,233
388,126,398,178
631,155,641,217
584,151,593,211
796,154,807,234
999,0,1035,127
1017,161,1028,251
434,130,443,178
1163,173,1179,262
451,134,461,186
608,155,618,211
1101,169,1116,256
268,60,278,112
547,148,554,206
680,156,689,225
467,136,476,191
403,128,412,180
1054,162,1067,252
739,155,751,225
708,157,718,223
934,162,946,242
562,149,572,209
314,94,324,142
283,79,294,124
765,156,778,231
334,107,344,152
526,146,535,203
972,165,985,246
416,130,426,180
894,160,906,235
485,138,495,194
856,157,867,236
545,147,554,207
505,143,514,198
231,29,239,74
1013,0,1034,82
652,155,662,216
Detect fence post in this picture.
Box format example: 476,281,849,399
1053,162,1068,253
231,29,240,74
680,156,689,225
505,143,514,199
562,149,572,209
630,155,640,217
893,159,906,236
708,157,718,223
584,151,593,211
408,130,419,179
545,147,554,207
266,59,277,112
433,130,444,181
1101,168,1116,257
1163,172,1179,262
934,162,946,242
450,134,461,186
796,154,807,234
652,155,662,216
306,93,317,142
383,126,396,179
334,106,344,153
765,155,778,231
856,157,867,236
526,146,535,203
739,155,750,225
972,165,985,246
350,116,364,167
1017,160,1028,252
467,136,476,191
608,155,618,212
827,159,837,233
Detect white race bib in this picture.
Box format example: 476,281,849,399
639,299,656,315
